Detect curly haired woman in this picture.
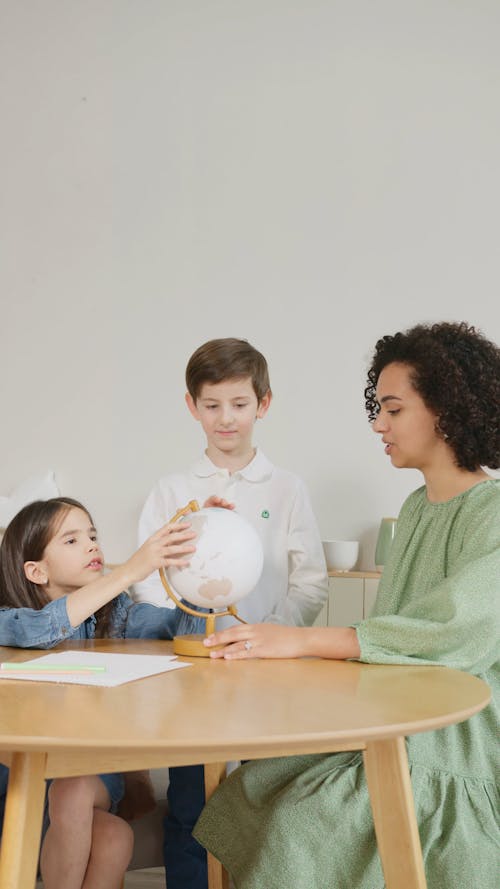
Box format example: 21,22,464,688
194,321,500,889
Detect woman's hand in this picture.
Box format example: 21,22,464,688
203,623,309,659
203,496,235,511
203,623,361,661
122,522,197,587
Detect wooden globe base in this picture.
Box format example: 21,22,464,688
173,633,224,658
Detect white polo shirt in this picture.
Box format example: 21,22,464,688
133,450,328,628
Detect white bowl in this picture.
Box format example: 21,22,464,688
322,540,359,572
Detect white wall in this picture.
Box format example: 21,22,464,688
1,1,499,566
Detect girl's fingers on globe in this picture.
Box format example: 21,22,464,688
166,524,196,539
160,540,196,568
155,521,196,540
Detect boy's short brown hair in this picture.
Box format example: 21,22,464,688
186,338,271,402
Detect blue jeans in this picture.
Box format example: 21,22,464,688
155,613,214,889
163,764,207,889
0,763,7,836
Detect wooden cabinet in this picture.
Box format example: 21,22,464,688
314,571,381,627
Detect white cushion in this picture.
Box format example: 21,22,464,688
0,471,59,532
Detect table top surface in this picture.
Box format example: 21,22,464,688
0,639,490,766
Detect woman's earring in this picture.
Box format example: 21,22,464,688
435,420,449,441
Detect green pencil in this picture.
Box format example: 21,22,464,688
0,662,107,673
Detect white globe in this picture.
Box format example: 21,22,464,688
167,507,264,609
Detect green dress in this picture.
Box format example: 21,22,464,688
194,480,500,889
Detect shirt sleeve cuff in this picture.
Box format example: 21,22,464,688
49,596,74,638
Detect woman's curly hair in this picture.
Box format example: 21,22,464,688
364,321,500,471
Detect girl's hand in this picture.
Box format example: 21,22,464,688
203,623,307,660
203,496,235,511
123,523,197,586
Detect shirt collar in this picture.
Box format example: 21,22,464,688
192,448,274,482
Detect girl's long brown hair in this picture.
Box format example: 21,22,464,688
0,497,115,637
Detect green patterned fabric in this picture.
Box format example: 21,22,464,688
194,480,500,889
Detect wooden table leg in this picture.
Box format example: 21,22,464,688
363,737,427,889
0,752,47,889
204,762,229,889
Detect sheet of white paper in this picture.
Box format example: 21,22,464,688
0,650,191,686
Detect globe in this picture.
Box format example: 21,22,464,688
166,507,264,610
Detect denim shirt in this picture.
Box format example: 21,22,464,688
0,592,205,649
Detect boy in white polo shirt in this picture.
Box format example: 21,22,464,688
133,337,328,889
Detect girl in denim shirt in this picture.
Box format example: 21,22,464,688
0,495,199,889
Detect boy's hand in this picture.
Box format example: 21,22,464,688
123,522,197,586
203,496,235,510
203,623,307,660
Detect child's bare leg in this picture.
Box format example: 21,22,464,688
39,775,131,889
82,808,133,889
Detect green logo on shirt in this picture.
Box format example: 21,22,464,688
261,510,270,519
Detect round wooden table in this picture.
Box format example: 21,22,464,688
0,638,491,889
